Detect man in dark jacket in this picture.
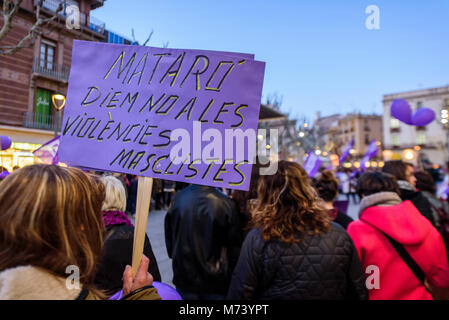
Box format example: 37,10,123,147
165,184,243,299
383,160,436,227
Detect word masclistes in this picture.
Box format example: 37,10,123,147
62,50,256,187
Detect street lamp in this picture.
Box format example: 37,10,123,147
441,108,448,126
51,93,66,137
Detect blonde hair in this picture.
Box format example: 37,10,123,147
0,164,105,295
101,175,126,212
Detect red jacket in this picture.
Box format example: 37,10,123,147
347,200,449,300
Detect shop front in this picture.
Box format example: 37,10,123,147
0,125,54,173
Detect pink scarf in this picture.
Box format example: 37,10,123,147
102,211,133,227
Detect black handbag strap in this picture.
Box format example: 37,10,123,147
381,232,426,284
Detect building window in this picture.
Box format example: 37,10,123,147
417,101,423,110
416,132,426,145
390,118,400,128
40,39,56,70
365,134,370,145
392,134,400,146
35,88,53,129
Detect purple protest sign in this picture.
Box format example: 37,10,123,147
303,152,321,178
58,41,265,191
339,139,354,163
437,179,449,200
33,136,60,165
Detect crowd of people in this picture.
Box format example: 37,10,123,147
164,159,449,300
0,159,449,300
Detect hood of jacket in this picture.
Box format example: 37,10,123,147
0,265,82,300
359,193,433,245
358,192,402,216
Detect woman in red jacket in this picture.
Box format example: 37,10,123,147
347,171,449,300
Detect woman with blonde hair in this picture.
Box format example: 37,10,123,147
94,175,161,295
227,161,367,300
0,164,160,300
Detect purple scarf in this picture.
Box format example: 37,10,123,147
102,211,133,227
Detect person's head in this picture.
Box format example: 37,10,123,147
313,170,339,203
251,161,330,244
101,175,127,212
382,160,416,187
357,171,400,198
0,164,105,292
415,170,436,194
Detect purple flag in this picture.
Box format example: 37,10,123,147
437,179,449,200
33,136,60,165
304,152,322,178
339,139,354,163
58,41,265,191
360,139,378,170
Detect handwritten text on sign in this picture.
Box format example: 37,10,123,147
58,41,265,191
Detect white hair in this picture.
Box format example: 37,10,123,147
101,175,126,212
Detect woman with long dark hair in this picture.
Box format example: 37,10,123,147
227,161,367,300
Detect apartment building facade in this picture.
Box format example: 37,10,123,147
0,0,132,171
382,85,449,166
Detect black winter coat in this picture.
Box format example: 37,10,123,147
227,223,368,300
400,188,436,227
165,185,244,295
94,224,161,295
334,210,354,230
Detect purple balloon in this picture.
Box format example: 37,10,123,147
391,99,413,125
108,281,182,300
411,108,435,126
0,136,12,151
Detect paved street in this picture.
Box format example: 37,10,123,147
144,209,174,287
341,195,361,221
141,194,361,288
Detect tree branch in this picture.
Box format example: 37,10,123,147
142,29,153,46
0,1,62,55
0,0,24,42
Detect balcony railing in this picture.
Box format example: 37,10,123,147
35,0,106,35
32,58,70,82
23,111,62,132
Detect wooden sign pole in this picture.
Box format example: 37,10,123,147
131,176,154,276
